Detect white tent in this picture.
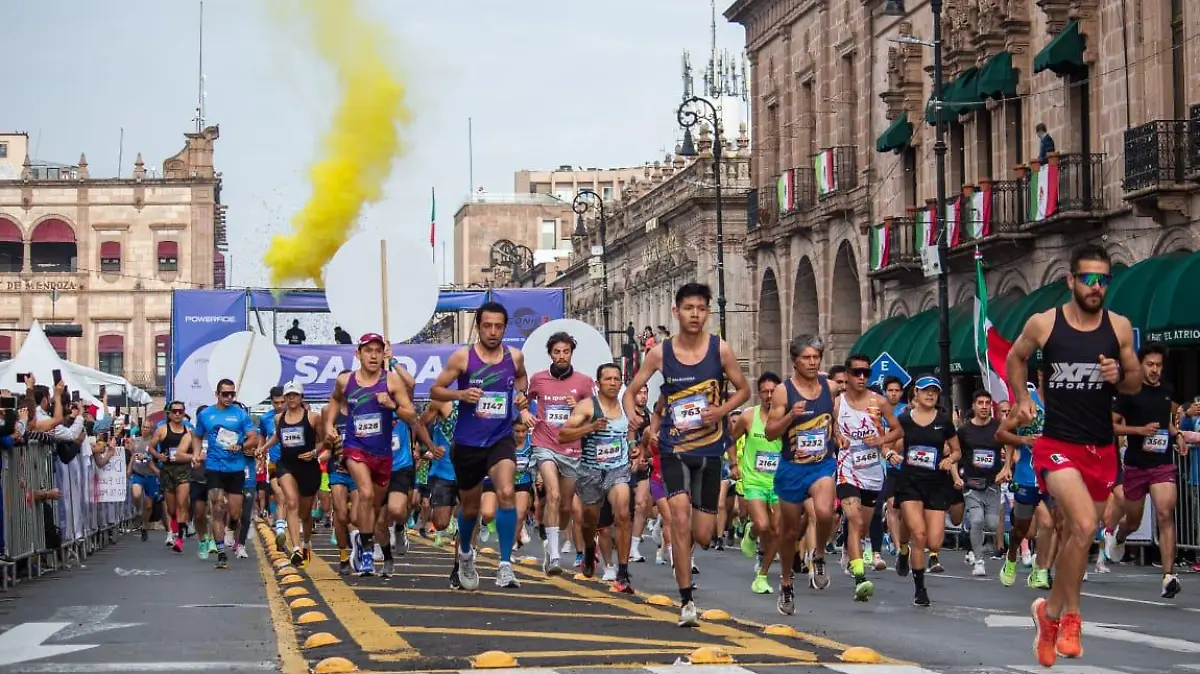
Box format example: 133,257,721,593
0,321,145,409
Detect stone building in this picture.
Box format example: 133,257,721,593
0,126,226,395
520,125,756,369
727,0,1200,401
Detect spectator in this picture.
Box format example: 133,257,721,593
285,319,306,345
333,326,352,345
1036,122,1055,164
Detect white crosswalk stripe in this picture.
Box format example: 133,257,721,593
449,664,1200,674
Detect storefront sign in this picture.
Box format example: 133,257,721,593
1145,329,1200,346
2,279,79,292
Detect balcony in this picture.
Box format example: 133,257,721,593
774,166,818,236
1021,152,1108,232
746,185,776,251
867,216,922,281
1123,120,1196,219
813,146,858,218
1190,105,1200,181
952,177,1034,247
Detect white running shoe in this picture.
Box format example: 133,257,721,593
1095,556,1111,573
602,567,618,582
1162,574,1181,599
224,530,235,548
965,551,977,565
972,559,986,577
1103,529,1125,565
235,544,249,559
165,532,175,546
519,526,531,546
459,550,480,590
678,601,700,627
373,543,384,562
495,562,520,588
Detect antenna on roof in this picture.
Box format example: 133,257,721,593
192,0,206,131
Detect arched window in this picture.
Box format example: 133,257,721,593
155,333,170,389
99,241,121,273
30,218,76,273
157,241,178,272
0,218,22,272
98,334,124,376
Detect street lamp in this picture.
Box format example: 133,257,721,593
882,0,954,410
676,96,728,340
571,188,612,355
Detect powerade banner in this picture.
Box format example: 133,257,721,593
169,290,248,399
491,288,566,346
279,344,458,399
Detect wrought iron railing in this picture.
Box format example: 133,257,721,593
758,183,778,226
746,188,759,231
1056,153,1107,213
815,146,858,199
792,166,817,211
1190,104,1200,176
990,178,1029,232
1123,120,1191,192
874,217,921,272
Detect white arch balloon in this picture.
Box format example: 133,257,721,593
206,330,282,406
521,319,613,383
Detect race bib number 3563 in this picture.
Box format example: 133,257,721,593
1144,430,1170,454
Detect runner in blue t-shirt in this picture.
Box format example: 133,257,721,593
192,379,259,569
997,379,1052,588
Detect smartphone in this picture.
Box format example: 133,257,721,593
71,390,81,402
17,373,30,385
52,369,62,385
0,397,14,410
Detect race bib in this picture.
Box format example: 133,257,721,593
545,405,571,426
216,428,238,450
168,446,177,461
243,466,252,481
755,452,779,473
476,392,508,419
516,453,530,472
851,448,880,470
281,426,305,448
670,394,708,431
1144,430,1170,454
793,430,827,460
906,446,937,469
595,440,624,465
973,448,996,469
391,433,401,451
354,413,382,437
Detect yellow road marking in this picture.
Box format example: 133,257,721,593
505,648,697,659
306,547,420,662
355,587,602,602
393,626,714,649
253,533,308,674
365,603,653,620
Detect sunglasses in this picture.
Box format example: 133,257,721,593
1073,272,1112,288
218,390,236,398
850,367,872,378
169,408,185,414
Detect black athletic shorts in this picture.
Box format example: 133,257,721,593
278,459,323,498
428,476,458,509
205,470,244,495
632,467,651,483
388,467,416,495
451,436,517,491
893,471,955,512
659,452,722,514
189,480,208,507
881,469,901,502
836,483,880,509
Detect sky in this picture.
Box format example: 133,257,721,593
0,0,745,296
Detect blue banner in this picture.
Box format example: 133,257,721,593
279,343,459,400
245,288,491,313
491,288,566,345
169,290,248,399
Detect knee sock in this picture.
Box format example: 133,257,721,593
495,507,517,563
869,508,884,553
546,526,561,558
458,512,477,555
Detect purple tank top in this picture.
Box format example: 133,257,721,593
343,372,392,456
453,346,517,448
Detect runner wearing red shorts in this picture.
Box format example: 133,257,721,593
1006,244,1142,668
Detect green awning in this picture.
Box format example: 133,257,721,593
878,309,938,372
948,290,1026,373
977,51,1019,100
1104,253,1183,333
924,79,958,125
995,280,1069,341
1147,251,1200,345
907,305,973,374
876,112,914,153
1033,20,1086,77
849,314,908,359
946,67,985,115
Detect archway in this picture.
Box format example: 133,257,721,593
757,268,783,375
30,217,76,273
829,240,862,362
792,256,820,342
0,217,22,272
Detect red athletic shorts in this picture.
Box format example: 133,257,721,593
342,448,391,488
1032,435,1118,502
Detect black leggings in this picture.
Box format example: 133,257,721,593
869,503,885,551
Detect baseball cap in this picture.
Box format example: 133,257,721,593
358,332,386,348
282,381,304,397
914,375,942,391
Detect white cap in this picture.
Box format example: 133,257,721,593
282,381,304,397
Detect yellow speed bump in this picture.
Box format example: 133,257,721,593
296,610,328,624
839,646,883,664
471,651,518,669
479,547,497,555
764,624,800,638
276,566,298,576
272,558,291,568
313,656,358,673
645,594,674,607
282,586,309,598
303,632,342,649
279,574,304,585
687,646,733,665
519,556,540,566
289,597,318,609
700,608,731,621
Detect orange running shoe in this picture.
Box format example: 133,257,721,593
1056,611,1083,658
1030,598,1059,667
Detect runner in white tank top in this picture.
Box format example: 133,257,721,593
836,394,886,492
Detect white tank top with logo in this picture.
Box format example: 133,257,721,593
835,393,885,491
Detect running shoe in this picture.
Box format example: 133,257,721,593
165,532,175,547
612,573,635,595
854,579,874,602
396,530,410,557
275,531,288,553
1000,559,1017,587
449,563,462,590
215,551,229,569
972,559,986,577
358,546,375,576
172,536,183,553
740,530,756,558
872,553,887,571
1057,611,1083,659
543,554,564,576
1095,556,1111,573
1103,528,1125,565
1030,597,1060,667
1028,568,1051,589
495,562,520,588
678,601,700,627
1162,574,1182,599
459,550,480,590
601,567,617,582
574,552,584,568
751,574,772,594
196,537,209,560
776,585,795,615
810,558,830,590
338,559,350,576
929,554,945,573
913,587,930,607
207,538,219,556
140,528,148,542
235,545,249,559
380,559,394,578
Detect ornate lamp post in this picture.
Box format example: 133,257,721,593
676,96,728,339
572,189,612,354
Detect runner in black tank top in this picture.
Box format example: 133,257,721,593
275,382,328,568
150,403,196,554
1004,244,1141,668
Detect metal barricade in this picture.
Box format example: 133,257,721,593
1122,450,1199,564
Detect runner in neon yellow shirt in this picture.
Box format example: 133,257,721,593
728,372,783,594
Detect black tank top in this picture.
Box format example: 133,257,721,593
160,423,186,463
1039,306,1121,446
277,409,317,462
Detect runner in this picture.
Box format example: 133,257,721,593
376,396,428,577
891,376,960,606
255,387,286,551
560,362,636,592
831,355,901,602
322,396,358,575
1108,341,1183,598
193,379,260,569
327,333,419,576
957,390,1009,577
728,372,783,595
877,376,909,569
480,420,535,564
628,385,653,563
149,401,195,553
127,436,161,542
1006,244,1141,667
525,331,593,576
765,334,837,615
623,282,750,626
420,399,460,557
430,301,531,591
274,382,327,568
997,378,1056,589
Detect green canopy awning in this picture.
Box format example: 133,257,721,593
1104,253,1183,334
907,305,972,374
1033,20,1087,77
946,67,985,116
876,112,914,153
874,309,938,373
1147,251,1200,345
925,79,958,125
996,281,1069,341
977,51,1019,100
948,290,1026,373
849,314,909,359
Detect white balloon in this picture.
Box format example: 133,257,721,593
324,231,440,344
206,331,282,406
645,370,664,410
521,319,612,381
175,341,218,416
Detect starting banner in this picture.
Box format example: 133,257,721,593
280,344,458,400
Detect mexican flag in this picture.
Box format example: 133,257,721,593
777,170,794,214
429,187,437,252
869,223,890,270
915,207,937,255
814,150,835,196
970,185,992,239
1029,161,1059,221
974,250,1013,402
945,196,963,247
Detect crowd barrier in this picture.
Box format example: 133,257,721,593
1129,450,1200,557
0,441,137,589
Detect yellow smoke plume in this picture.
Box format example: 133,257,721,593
264,0,411,287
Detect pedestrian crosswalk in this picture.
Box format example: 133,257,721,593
423,664,1200,674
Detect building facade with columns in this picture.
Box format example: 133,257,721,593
0,126,226,395
518,125,757,370
727,0,1200,400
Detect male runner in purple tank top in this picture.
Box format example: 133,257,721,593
326,332,421,576
431,301,531,590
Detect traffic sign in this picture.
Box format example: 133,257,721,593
870,351,912,389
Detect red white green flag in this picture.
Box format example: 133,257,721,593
969,185,992,239
945,196,963,247
974,249,1013,402
777,170,794,214
429,186,437,253
869,223,890,270
814,150,835,196
1029,162,1059,221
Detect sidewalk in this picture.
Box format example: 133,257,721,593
0,528,281,673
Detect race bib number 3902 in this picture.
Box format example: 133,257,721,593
476,392,509,419
671,394,708,431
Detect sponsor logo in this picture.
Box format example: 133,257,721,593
511,308,541,336
1050,453,1068,465
184,315,238,324
1047,362,1105,390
